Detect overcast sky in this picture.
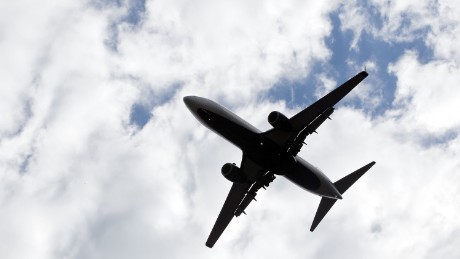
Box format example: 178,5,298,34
1,0,460,258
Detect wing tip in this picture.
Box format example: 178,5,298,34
205,242,214,248
366,161,376,169
360,70,369,77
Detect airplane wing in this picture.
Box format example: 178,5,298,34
206,181,250,248
264,71,368,152
205,156,264,248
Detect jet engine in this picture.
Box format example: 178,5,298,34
268,111,292,132
221,163,247,184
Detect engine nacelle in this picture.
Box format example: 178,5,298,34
268,111,292,132
221,163,247,184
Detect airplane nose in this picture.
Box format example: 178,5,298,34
183,96,192,105
183,96,195,110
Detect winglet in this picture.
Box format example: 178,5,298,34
310,161,376,232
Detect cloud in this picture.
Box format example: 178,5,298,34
339,0,438,46
1,0,460,258
389,51,460,136
0,0,339,258
114,0,336,104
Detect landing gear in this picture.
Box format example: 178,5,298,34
262,173,276,187
234,172,276,217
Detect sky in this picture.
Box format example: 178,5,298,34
1,0,460,258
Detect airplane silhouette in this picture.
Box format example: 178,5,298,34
184,71,375,248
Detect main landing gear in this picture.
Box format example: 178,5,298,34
234,172,276,216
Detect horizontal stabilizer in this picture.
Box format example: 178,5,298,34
334,161,376,194
310,197,337,232
310,161,376,232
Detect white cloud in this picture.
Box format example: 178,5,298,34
1,0,460,258
116,0,336,104
337,0,460,133
0,0,80,135
339,0,438,46
389,51,460,135
314,73,337,98
338,1,369,50
0,0,339,258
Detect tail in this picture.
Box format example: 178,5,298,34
310,161,376,232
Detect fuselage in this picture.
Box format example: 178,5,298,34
184,96,342,199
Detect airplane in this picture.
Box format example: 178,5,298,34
183,71,376,248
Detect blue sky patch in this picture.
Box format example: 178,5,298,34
103,0,147,52
129,103,152,129
267,11,434,117
123,0,146,26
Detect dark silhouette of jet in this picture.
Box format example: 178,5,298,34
184,71,375,248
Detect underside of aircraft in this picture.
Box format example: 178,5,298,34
184,71,376,248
